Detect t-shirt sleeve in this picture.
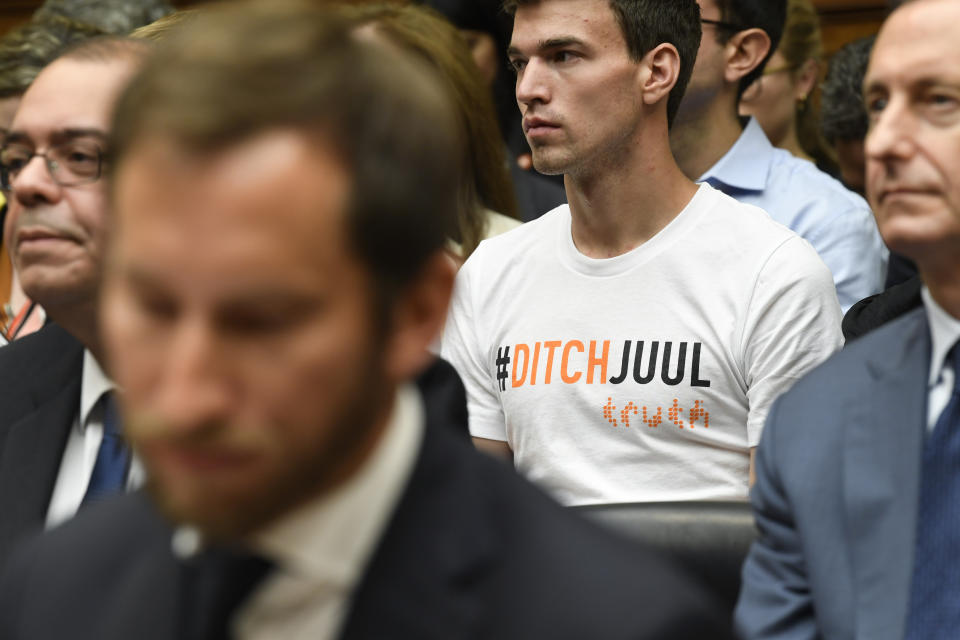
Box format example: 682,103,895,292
741,236,844,446
440,250,508,442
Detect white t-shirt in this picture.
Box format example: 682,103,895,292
441,184,843,505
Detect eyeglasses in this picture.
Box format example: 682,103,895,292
700,18,744,32
0,140,106,191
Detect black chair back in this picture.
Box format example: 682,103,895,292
572,501,756,612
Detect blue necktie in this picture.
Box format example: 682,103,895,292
905,348,960,638
80,392,130,506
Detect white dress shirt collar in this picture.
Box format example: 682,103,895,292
79,349,114,433
247,383,424,586
922,287,960,387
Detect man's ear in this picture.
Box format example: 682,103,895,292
382,251,456,382
641,43,681,111
723,28,772,84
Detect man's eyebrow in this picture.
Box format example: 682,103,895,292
1,128,108,147
52,128,108,143
507,36,587,57
2,131,27,146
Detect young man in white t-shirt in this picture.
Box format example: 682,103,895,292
441,0,843,505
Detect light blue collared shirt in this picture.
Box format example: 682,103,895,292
699,118,887,312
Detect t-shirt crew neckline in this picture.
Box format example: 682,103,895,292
557,183,712,279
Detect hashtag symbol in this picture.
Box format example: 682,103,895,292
495,346,511,392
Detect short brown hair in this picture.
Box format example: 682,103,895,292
111,0,461,310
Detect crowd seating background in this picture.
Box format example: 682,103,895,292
0,1,891,54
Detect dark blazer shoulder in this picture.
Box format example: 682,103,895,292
346,411,731,639
759,306,929,471
0,322,84,395
0,322,86,564
0,493,177,640
415,357,469,438
784,306,927,409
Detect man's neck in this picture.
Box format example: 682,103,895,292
670,95,743,181
923,258,960,320
563,127,698,259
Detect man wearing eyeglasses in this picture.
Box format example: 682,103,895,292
669,0,886,313
0,36,149,569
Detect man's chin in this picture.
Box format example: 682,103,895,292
879,221,960,264
19,269,96,310
148,479,277,542
530,154,568,176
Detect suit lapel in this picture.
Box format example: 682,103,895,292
0,355,83,560
339,420,498,639
844,309,929,640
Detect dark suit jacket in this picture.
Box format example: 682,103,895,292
0,322,84,568
735,307,930,640
842,275,923,342
0,387,732,639
0,338,466,571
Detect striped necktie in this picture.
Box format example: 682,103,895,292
904,347,960,638
80,391,130,506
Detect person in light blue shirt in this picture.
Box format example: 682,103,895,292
671,0,886,312
701,117,886,311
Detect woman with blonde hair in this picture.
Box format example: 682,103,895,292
739,0,835,171
343,3,521,262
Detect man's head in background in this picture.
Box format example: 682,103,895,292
102,0,461,542
674,0,786,126
863,0,960,267
504,0,701,176
821,35,875,195
0,37,150,352
34,0,173,36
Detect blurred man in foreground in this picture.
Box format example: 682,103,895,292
0,3,730,638
736,1,960,637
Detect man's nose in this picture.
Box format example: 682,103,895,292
516,58,551,107
864,96,917,164
12,155,61,208
154,318,234,435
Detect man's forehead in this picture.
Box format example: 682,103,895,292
510,0,619,48
867,1,960,88
9,57,133,141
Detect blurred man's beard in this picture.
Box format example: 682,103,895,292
136,349,394,542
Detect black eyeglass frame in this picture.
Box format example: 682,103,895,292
0,143,107,191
